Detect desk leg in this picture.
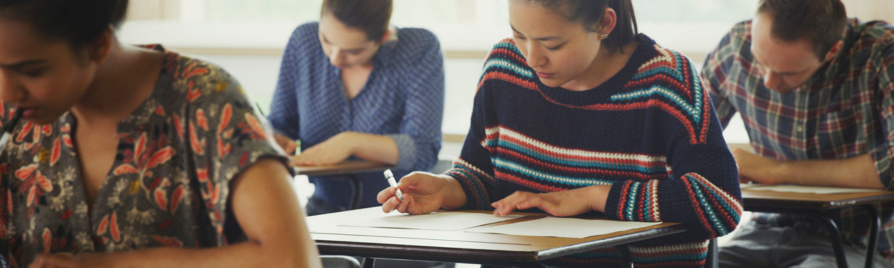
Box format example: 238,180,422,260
614,245,633,268
808,215,848,268
705,238,718,268
361,258,375,268
864,204,880,268
349,175,363,210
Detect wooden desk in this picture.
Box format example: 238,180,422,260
308,207,686,268
294,160,393,209
742,188,894,268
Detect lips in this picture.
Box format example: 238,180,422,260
536,72,554,79
18,107,37,120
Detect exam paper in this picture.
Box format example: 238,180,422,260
465,217,663,239
741,184,883,194
338,209,523,231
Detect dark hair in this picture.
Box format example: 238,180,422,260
321,0,393,42
528,0,638,53
0,0,128,50
757,0,847,59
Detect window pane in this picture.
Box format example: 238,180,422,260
206,0,323,22
633,0,757,24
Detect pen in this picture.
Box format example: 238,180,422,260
0,109,22,153
383,169,404,201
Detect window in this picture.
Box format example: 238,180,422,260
121,0,894,139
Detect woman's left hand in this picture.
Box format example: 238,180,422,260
290,132,357,166
28,253,107,268
491,186,611,217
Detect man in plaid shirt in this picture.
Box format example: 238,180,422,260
701,0,894,267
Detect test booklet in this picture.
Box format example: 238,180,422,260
464,217,663,239
740,183,883,194
337,208,523,231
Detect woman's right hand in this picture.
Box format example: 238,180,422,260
377,172,466,215
273,133,298,155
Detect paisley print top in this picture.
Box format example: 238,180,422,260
0,45,289,267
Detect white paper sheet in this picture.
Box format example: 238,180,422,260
464,217,663,239
741,184,883,194
337,209,523,231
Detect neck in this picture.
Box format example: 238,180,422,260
71,41,161,127
561,41,638,92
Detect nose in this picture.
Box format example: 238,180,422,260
329,48,345,67
762,71,782,91
0,73,25,105
524,45,547,69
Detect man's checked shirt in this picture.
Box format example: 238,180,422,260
701,18,894,263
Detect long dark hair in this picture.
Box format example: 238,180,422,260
322,0,393,42
529,0,638,53
0,0,129,50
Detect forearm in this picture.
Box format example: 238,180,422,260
775,154,883,188
586,185,612,213
104,241,319,268
440,175,468,210
345,132,400,165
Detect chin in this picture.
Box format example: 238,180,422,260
538,77,564,88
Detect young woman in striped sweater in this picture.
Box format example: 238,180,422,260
378,1,742,267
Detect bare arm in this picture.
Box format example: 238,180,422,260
290,131,399,166
31,159,322,268
735,149,883,189
347,132,400,165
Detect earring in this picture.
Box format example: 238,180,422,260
600,34,609,40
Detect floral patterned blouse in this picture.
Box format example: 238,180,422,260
0,45,289,267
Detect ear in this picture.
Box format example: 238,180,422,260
594,7,618,37
379,28,391,44
823,40,843,62
87,27,115,64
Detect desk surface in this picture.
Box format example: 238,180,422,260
308,208,685,267
741,187,894,211
294,160,392,177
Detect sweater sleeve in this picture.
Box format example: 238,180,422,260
442,42,508,210
603,54,743,240
444,85,498,210
387,31,445,172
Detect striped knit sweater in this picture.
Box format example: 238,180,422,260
446,35,743,268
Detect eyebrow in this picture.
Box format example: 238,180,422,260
0,59,45,69
510,25,561,41
750,50,805,76
320,33,367,54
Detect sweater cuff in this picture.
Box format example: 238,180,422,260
386,134,417,171
603,180,661,222
603,182,628,220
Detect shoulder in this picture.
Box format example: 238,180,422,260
396,27,439,48
849,19,894,57
853,19,894,40
701,20,753,80
644,43,697,78
391,27,442,62
291,22,320,42
482,39,530,74
476,39,537,91
707,20,752,60
162,51,251,109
